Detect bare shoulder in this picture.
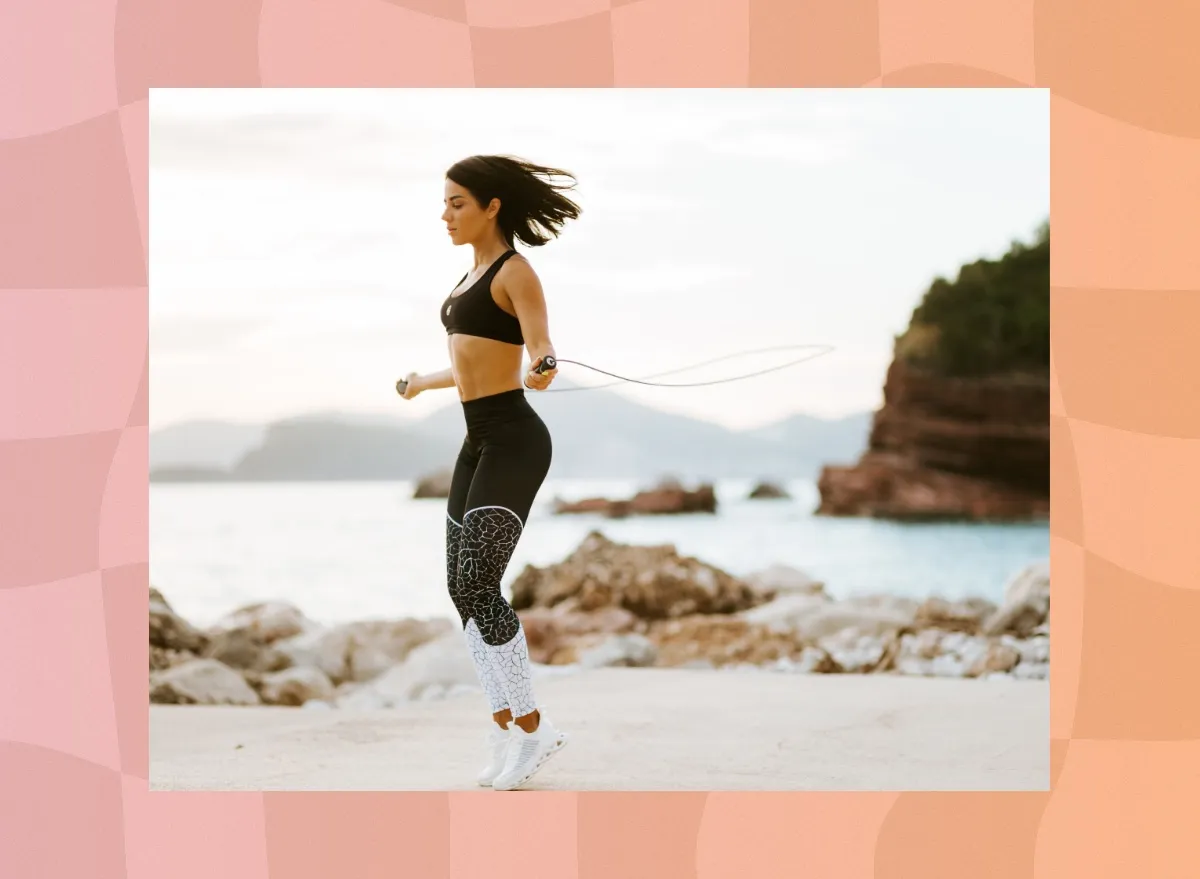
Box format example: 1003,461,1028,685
499,251,537,283
496,252,543,301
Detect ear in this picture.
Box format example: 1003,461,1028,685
487,197,501,220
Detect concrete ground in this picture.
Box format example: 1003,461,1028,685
150,667,1049,791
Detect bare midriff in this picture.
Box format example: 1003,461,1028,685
448,333,525,402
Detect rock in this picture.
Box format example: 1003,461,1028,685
743,564,826,597
413,468,453,499
786,596,917,642
274,617,453,685
914,597,995,634
150,645,195,672
150,658,261,705
846,593,922,615
929,653,969,677
983,560,1049,637
646,616,806,668
578,634,658,669
553,480,717,517
896,631,985,678
1011,633,1049,666
748,481,791,500
208,601,313,643
509,531,767,620
517,604,643,665
342,619,456,682
815,360,1050,522
738,593,830,631
274,627,353,684
628,481,717,515
816,630,890,673
794,646,842,674
150,587,209,654
1012,662,1048,680
202,627,292,673
335,631,479,709
259,666,336,706
966,641,1021,677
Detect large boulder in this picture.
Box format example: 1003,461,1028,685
258,666,336,706
914,596,996,634
509,531,767,619
413,468,453,499
646,616,807,667
743,563,826,597
748,481,791,500
150,658,261,705
743,593,917,642
274,617,453,685
202,627,292,673
150,587,209,654
983,560,1049,637
738,592,831,630
335,631,479,709
518,604,643,665
553,479,717,518
577,634,658,669
208,601,313,643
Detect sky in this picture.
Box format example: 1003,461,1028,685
149,88,1048,432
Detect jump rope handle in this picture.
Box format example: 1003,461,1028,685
396,355,556,396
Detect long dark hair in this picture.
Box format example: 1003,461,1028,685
445,155,582,248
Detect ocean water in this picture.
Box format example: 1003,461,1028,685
150,479,1050,629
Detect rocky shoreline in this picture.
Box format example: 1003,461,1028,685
150,531,1049,709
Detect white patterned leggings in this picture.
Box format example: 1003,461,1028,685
446,388,552,719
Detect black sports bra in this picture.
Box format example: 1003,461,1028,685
440,249,524,346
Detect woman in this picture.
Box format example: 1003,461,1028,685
398,155,580,791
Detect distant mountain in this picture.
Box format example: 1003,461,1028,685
149,420,266,471
231,418,446,481
745,412,872,467
150,381,872,483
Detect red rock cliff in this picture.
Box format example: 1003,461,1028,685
816,359,1048,521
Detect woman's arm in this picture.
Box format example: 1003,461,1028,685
503,259,558,390
418,367,457,391
412,367,456,392
400,367,455,399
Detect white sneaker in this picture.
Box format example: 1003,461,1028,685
491,710,568,791
476,725,512,787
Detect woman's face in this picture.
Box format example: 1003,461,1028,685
442,178,496,246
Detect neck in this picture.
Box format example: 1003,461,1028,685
471,233,511,268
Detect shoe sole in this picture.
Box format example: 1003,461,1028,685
491,731,569,791
478,752,510,787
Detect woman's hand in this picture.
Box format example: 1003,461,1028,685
524,356,557,391
399,372,423,400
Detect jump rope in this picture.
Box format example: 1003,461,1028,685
395,343,836,396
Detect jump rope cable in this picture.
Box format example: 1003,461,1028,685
396,343,836,395
529,343,837,392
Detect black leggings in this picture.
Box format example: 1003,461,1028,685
445,388,552,646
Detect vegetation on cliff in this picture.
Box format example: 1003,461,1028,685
896,221,1049,379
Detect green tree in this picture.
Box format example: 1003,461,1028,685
896,220,1049,377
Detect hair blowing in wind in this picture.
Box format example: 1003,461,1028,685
445,155,582,248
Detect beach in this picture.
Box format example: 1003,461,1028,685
151,666,1048,791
